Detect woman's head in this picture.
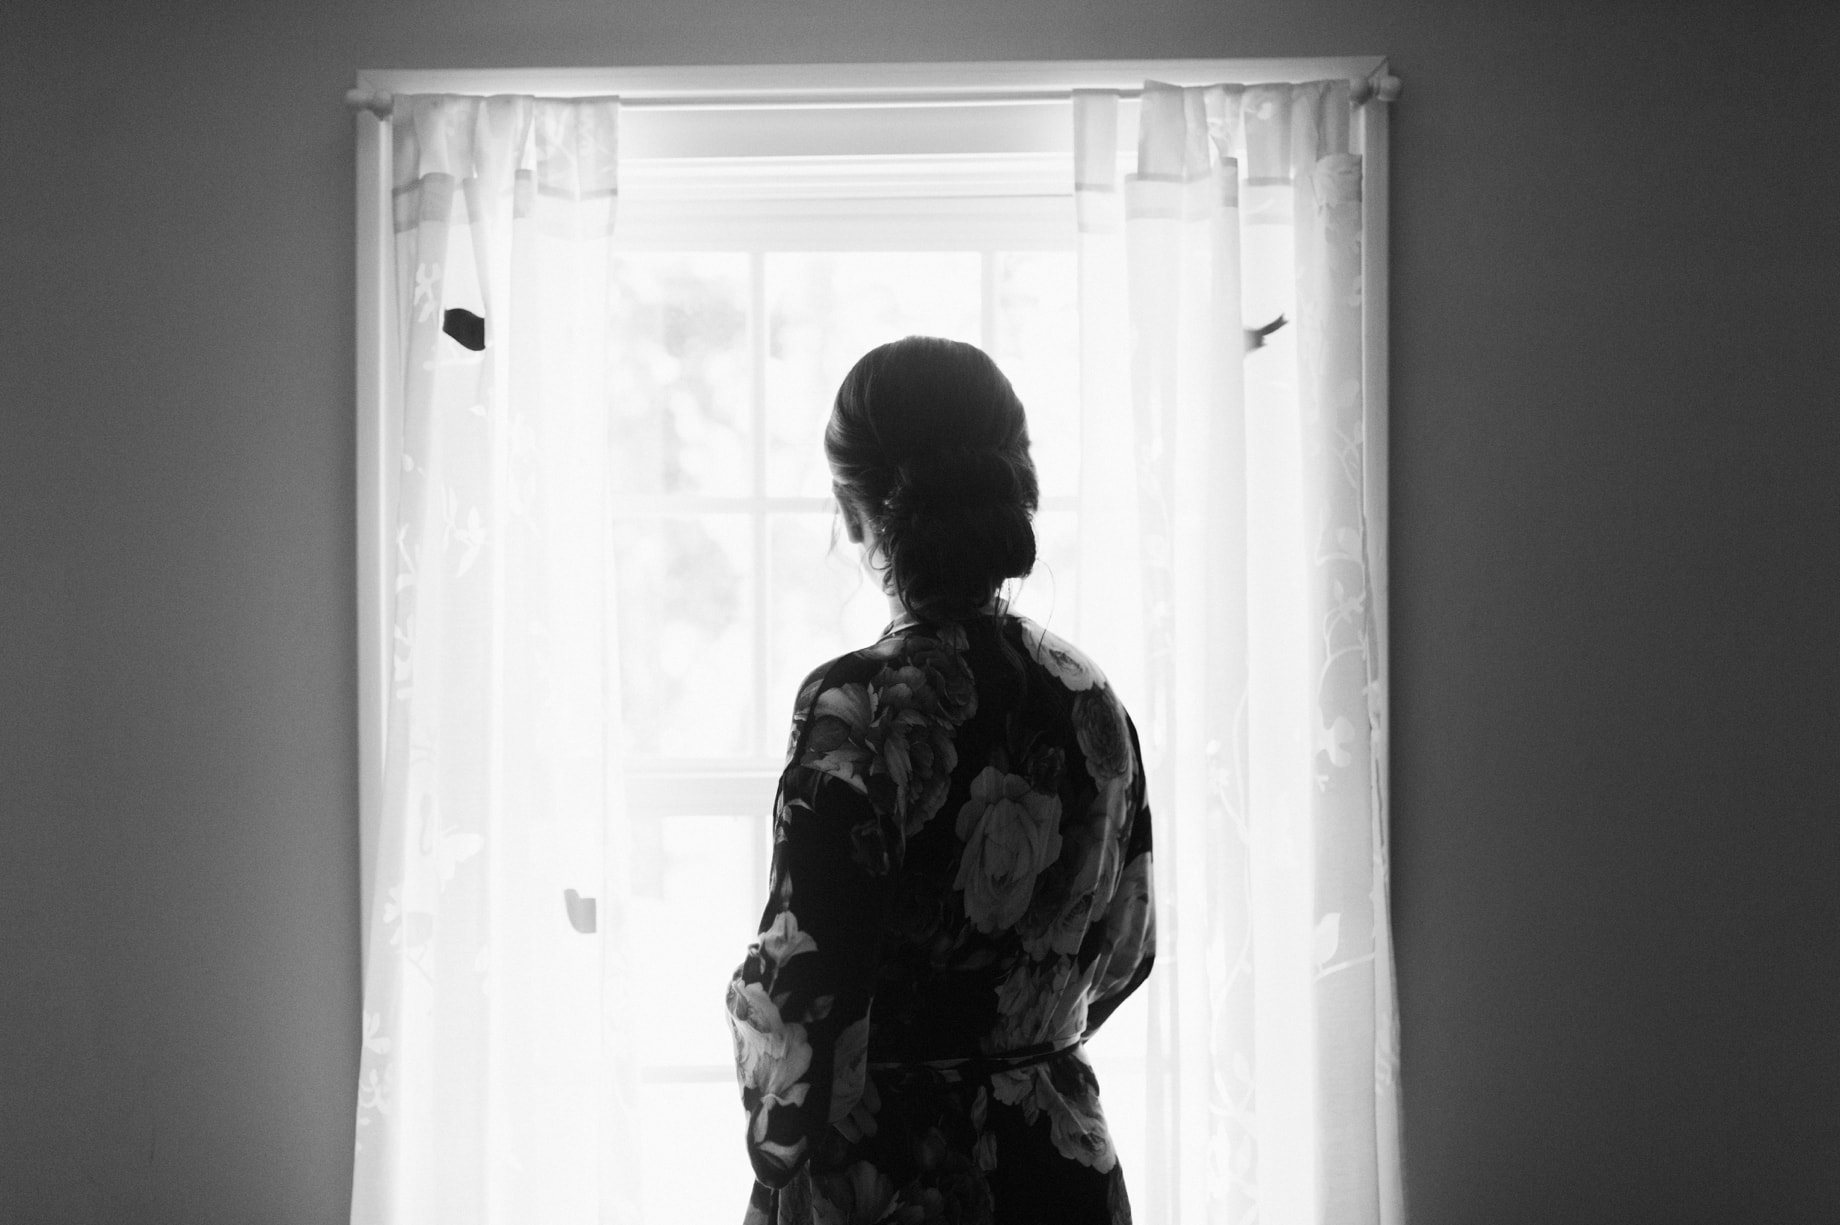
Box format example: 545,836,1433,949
826,336,1039,618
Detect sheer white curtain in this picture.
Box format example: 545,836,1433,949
1073,82,1403,1225
350,94,641,1225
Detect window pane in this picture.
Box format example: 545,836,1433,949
634,813,765,1067
608,253,753,496
637,1080,757,1225
1087,985,1148,1193
992,251,1081,498
612,515,754,757
764,252,982,497
766,513,892,727
633,812,765,1222
1006,507,1078,639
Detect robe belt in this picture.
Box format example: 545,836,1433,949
867,1035,1083,1085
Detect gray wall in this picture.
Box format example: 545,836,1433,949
3,1,1835,1222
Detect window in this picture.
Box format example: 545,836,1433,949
354,59,1398,1225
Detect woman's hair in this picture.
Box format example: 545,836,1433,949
826,336,1039,618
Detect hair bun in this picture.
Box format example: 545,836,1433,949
882,448,1022,520
874,445,1037,614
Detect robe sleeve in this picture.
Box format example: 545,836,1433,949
726,668,894,1190
1084,713,1156,1036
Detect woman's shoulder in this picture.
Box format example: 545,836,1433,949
1004,614,1112,697
1002,615,1139,783
788,651,864,721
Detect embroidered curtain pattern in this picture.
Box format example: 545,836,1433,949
349,95,639,1225
1073,82,1402,1225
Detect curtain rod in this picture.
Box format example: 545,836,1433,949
344,75,1401,117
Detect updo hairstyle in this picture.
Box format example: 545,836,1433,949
826,336,1039,618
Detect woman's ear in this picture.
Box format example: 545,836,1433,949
840,502,865,544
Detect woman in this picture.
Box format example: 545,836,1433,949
726,336,1155,1225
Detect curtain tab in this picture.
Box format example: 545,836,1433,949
1314,153,1362,208
1204,85,1244,164
1073,90,1119,190
1135,81,1189,180
1072,91,1121,233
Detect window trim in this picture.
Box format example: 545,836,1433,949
352,58,1388,110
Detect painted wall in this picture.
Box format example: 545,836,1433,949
2,1,1834,1222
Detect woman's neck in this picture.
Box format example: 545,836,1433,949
886,593,1005,624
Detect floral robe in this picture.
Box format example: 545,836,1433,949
727,611,1155,1225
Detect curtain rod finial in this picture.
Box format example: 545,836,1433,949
1351,74,1402,105
347,87,393,117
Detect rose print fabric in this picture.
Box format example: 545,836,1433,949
727,611,1155,1225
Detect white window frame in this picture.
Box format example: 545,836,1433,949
353,54,1393,972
